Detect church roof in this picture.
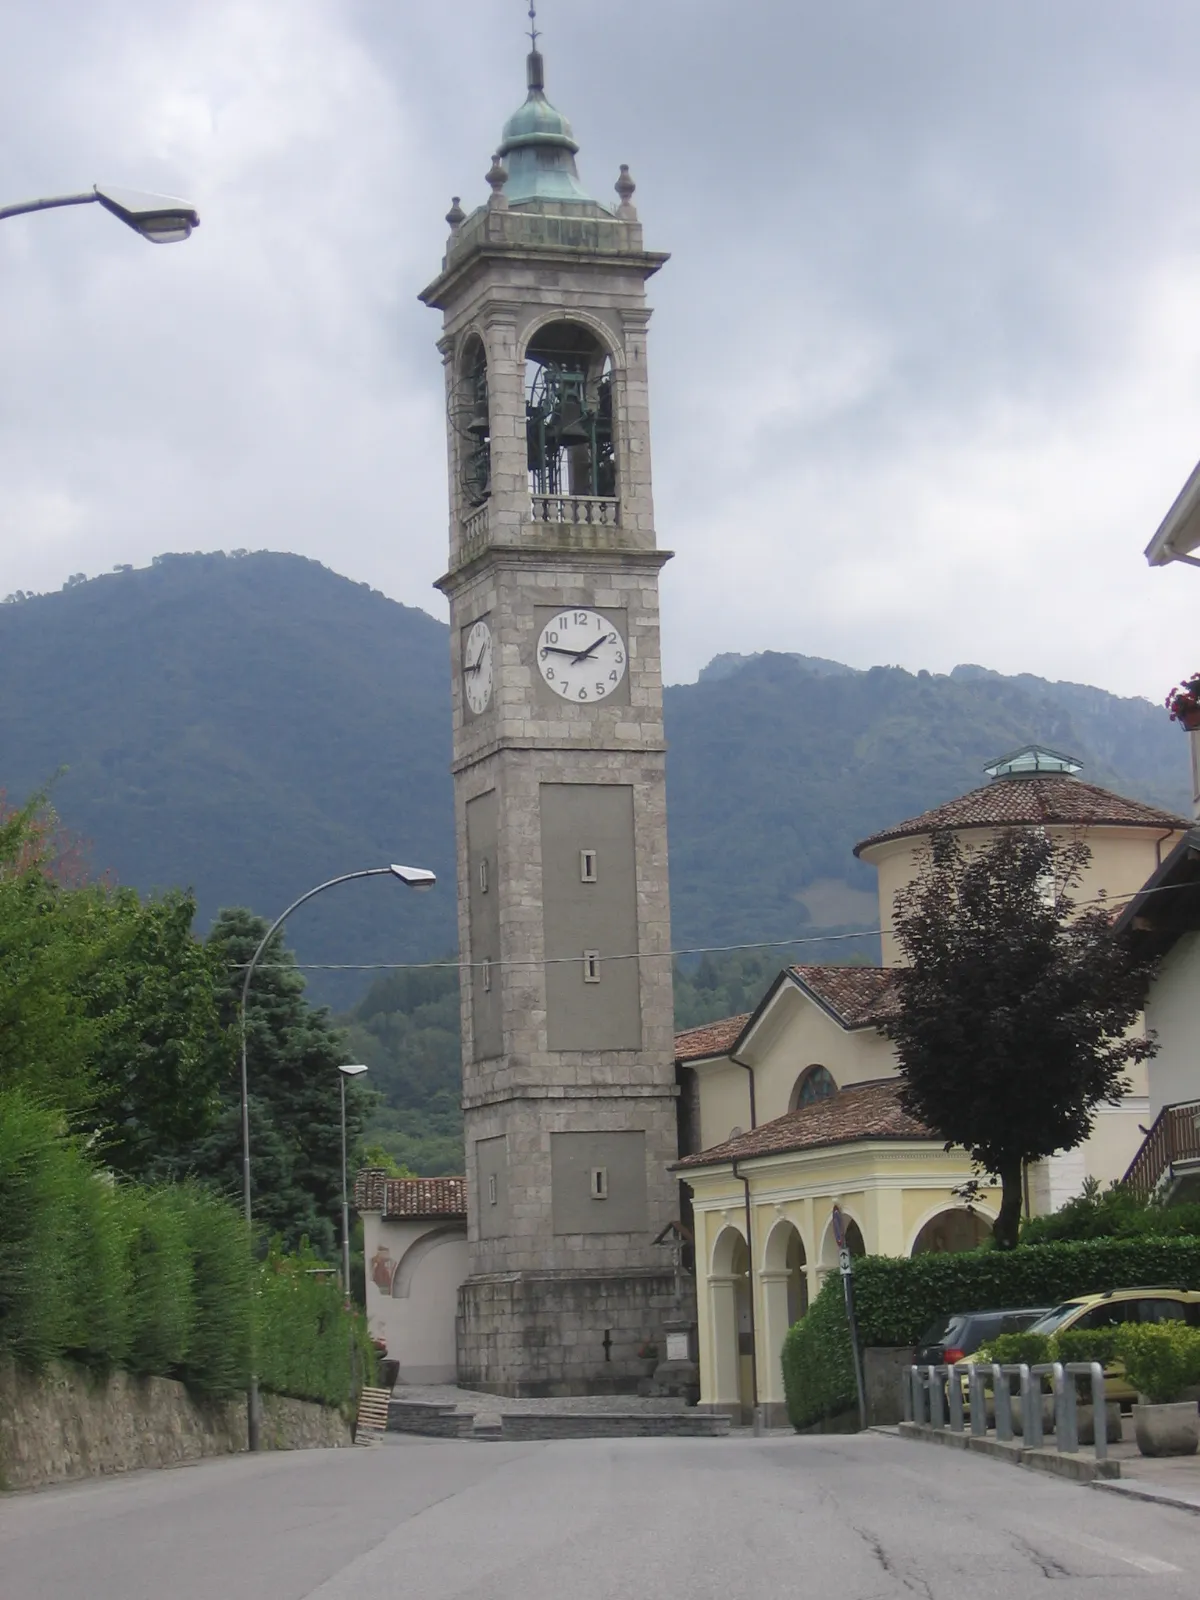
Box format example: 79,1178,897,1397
855,771,1186,857
353,1171,466,1219
787,965,899,1028
674,1013,752,1063
674,1079,929,1169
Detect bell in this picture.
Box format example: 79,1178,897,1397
557,416,590,445
466,403,489,437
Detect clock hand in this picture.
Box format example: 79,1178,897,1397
571,634,608,663
540,645,588,658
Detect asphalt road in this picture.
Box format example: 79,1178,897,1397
2,1431,1197,1600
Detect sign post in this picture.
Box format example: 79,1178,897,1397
831,1204,868,1431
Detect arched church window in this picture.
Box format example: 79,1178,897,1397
789,1064,837,1112
525,320,614,499
448,334,491,506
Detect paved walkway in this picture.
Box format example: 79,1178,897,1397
392,1381,685,1414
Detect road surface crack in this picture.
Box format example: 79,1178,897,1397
1013,1535,1073,1580
850,1526,933,1597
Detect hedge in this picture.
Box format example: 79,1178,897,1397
0,1089,369,1407
782,1235,1200,1429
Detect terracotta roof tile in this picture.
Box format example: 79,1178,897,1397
674,1079,929,1169
674,1013,752,1063
788,965,898,1027
353,1171,466,1218
854,775,1187,857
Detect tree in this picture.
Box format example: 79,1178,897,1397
883,829,1156,1249
195,908,371,1258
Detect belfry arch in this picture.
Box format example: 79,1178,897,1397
524,319,615,501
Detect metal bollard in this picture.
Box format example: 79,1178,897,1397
969,1364,988,1438
947,1364,965,1432
902,1368,914,1423
1021,1364,1043,1449
993,1363,1013,1442
1063,1362,1108,1463
929,1365,946,1429
910,1365,926,1425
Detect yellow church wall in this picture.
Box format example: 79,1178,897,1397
744,986,899,1124
868,824,1183,967
690,1058,753,1151
684,1141,999,1422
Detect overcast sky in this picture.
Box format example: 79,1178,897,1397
3,0,1200,701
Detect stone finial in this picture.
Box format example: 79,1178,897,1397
614,164,638,221
486,153,510,211
445,196,466,231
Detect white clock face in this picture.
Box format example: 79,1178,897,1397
463,619,493,714
536,608,627,703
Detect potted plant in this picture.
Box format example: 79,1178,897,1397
1116,1323,1200,1457
1165,674,1200,731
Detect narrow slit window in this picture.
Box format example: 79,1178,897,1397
590,1166,608,1200
580,848,597,883
583,950,601,983
479,857,489,894
487,1174,498,1205
482,957,492,992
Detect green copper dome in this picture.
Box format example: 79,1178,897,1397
496,50,595,206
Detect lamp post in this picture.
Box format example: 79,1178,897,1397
0,184,200,241
337,1064,369,1301
239,863,435,1450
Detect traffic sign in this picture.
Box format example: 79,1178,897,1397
831,1203,846,1250
838,1247,853,1276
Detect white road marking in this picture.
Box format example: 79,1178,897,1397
1027,1521,1180,1575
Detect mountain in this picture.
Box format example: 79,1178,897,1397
1,553,1190,1014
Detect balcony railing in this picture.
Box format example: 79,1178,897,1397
529,494,619,527
1123,1099,1200,1200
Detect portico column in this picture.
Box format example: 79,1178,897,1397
757,1268,791,1424
705,1274,741,1415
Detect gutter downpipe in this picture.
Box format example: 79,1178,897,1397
731,1156,762,1434
731,1050,757,1132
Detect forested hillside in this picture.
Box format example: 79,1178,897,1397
2,549,1190,1171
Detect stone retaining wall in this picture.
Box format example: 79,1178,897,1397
0,1361,351,1491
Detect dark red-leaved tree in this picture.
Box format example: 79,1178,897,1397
883,828,1156,1249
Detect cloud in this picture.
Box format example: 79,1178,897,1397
3,0,1200,702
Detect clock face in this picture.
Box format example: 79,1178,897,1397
536,608,627,703
463,619,494,714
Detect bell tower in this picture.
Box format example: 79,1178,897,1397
421,32,685,1395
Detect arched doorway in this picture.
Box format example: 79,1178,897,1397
760,1220,810,1425
709,1225,755,1422
911,1208,991,1255
820,1209,866,1275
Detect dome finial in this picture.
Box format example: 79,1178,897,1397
527,3,545,92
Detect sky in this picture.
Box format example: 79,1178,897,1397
3,0,1200,700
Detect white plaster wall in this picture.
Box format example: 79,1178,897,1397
1144,931,1200,1117
362,1215,469,1384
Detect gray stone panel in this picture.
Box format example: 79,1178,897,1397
474,1134,509,1239
550,1130,647,1235
465,789,502,1059
540,782,640,1051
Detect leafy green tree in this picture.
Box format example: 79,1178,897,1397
883,829,1156,1249
198,908,370,1257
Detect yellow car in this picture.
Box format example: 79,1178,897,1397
1020,1286,1200,1403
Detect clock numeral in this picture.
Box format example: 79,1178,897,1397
595,682,605,696
546,630,559,644
614,652,624,664
574,611,590,625
607,632,616,643
545,667,555,681
577,687,588,700
609,670,618,682
558,615,569,629
561,680,570,693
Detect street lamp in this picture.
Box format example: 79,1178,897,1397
337,1064,369,1301
0,184,200,241
238,862,435,1450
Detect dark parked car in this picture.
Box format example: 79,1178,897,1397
915,1307,1050,1367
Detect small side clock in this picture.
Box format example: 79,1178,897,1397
463,618,494,714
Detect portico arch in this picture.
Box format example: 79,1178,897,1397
760,1219,809,1423
708,1224,753,1420
909,1205,994,1256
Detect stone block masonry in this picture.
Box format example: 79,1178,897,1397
0,1360,351,1491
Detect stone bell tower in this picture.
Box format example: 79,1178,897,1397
420,37,685,1395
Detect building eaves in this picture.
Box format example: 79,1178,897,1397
353,1171,467,1219
673,1079,929,1170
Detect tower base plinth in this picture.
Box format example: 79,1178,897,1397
457,1269,697,1397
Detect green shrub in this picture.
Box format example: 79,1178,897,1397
1053,1327,1121,1368
980,1331,1053,1367
784,1235,1200,1428
175,1185,252,1398
1020,1180,1200,1246
1115,1323,1200,1404
257,1242,374,1411
126,1187,195,1375
781,1280,856,1429
61,1164,134,1370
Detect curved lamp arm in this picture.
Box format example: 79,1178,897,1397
0,184,200,241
